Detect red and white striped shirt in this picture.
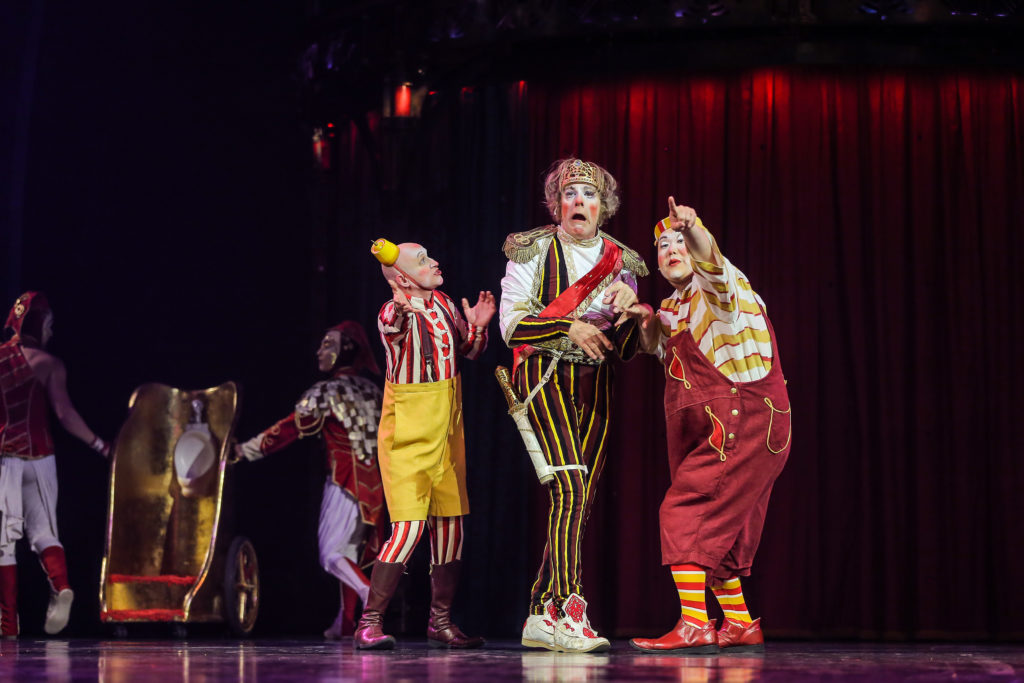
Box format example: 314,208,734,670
378,291,487,384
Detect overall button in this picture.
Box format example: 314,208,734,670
730,387,738,394
731,409,739,416
728,433,735,440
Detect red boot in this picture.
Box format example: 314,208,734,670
0,565,18,638
630,618,719,654
341,584,358,637
39,546,70,592
39,545,73,635
324,583,359,640
718,618,765,653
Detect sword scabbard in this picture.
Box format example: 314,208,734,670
495,365,521,411
495,365,553,484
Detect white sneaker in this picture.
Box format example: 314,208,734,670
521,600,558,650
44,588,74,635
553,594,610,653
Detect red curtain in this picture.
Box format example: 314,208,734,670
527,69,1024,639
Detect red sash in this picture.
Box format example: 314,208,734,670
513,238,622,371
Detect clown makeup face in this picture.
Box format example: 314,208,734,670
657,228,694,291
396,243,443,293
559,183,601,239
317,330,342,373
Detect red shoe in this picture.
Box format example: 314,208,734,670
629,618,719,654
717,618,764,653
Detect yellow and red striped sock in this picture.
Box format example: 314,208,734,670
710,576,752,624
671,564,708,627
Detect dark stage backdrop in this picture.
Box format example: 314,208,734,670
5,2,1023,640
322,69,1024,640
1,2,328,638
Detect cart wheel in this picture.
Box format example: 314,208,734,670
111,624,128,639
223,536,259,636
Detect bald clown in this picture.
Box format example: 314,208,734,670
353,239,495,650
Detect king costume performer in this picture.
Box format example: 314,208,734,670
499,159,648,653
0,292,111,638
629,198,792,654
236,321,386,639
354,238,495,650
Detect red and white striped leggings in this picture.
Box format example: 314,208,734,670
377,516,464,565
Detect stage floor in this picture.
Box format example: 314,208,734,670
2,639,1022,681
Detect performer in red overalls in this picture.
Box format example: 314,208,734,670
0,292,111,638
624,199,792,654
235,321,386,639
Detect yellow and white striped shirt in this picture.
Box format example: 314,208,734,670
656,235,773,383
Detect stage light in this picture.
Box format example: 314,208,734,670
382,80,427,119
858,0,914,19
944,0,1019,16
673,0,730,22
394,84,412,117
300,43,318,83
312,127,331,171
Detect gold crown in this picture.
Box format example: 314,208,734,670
560,159,602,191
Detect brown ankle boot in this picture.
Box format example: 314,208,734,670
354,560,405,649
426,560,484,649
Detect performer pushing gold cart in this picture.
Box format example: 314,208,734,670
355,238,495,650
498,159,648,653
235,321,386,639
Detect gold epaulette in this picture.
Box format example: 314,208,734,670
603,233,649,277
502,225,558,263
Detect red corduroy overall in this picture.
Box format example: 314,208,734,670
658,312,792,581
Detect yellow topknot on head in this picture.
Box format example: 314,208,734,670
371,238,400,266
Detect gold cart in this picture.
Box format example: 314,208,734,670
99,382,258,636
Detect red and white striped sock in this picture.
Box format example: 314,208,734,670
671,564,709,627
427,516,464,564
710,577,753,624
377,520,425,564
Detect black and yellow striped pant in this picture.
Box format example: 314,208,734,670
516,353,614,615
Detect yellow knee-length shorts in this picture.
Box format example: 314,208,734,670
377,375,469,522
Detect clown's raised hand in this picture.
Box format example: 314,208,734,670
388,279,414,315
666,196,715,263
667,196,698,232
462,291,496,328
